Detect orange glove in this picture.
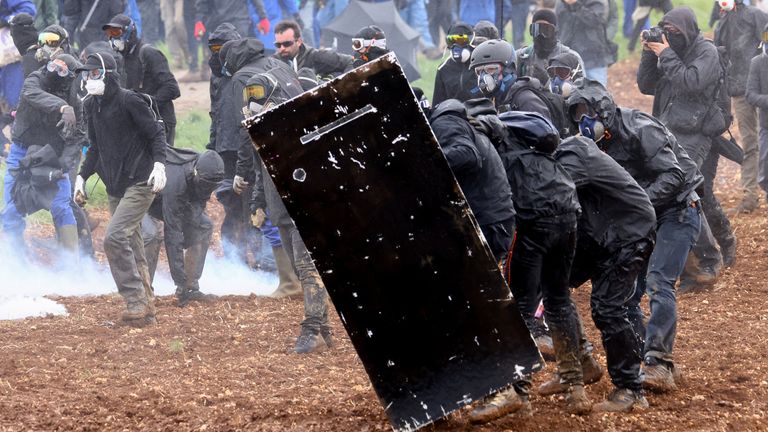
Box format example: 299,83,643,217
194,20,206,40
258,18,270,35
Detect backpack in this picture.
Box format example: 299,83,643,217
499,78,570,137
711,43,733,135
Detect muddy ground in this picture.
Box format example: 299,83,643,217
1,61,768,431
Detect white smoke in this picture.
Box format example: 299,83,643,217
0,237,279,320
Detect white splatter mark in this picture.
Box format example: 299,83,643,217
387,360,395,367
392,134,407,144
292,168,306,182
448,295,452,301
352,292,358,298
420,401,428,410
367,329,373,337
474,336,479,346
328,152,338,164
324,269,333,274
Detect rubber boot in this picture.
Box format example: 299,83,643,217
58,225,79,262
270,246,302,298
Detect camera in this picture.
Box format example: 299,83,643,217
642,26,664,43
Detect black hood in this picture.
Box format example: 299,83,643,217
10,13,37,53
224,38,266,74
660,7,699,47
209,22,241,45
430,99,467,120
565,78,617,127
196,150,225,181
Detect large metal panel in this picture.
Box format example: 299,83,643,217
246,54,542,431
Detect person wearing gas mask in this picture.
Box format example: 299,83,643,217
144,148,225,307
556,0,616,85
516,9,585,87
746,24,768,201
242,69,333,354
469,39,552,119
102,14,181,146
468,111,590,423
432,22,478,106
429,97,516,263
566,79,703,397
273,20,353,79
2,53,85,256
546,51,582,98
638,7,736,287
351,25,390,68
715,0,768,213
74,52,168,327
549,132,656,412
61,0,124,49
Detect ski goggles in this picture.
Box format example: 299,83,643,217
244,83,267,101
445,33,470,46
81,68,106,80
569,101,596,122
352,38,386,51
529,22,556,39
274,40,297,49
547,66,572,80
473,63,502,76
763,30,768,42
104,26,124,39
38,32,62,47
47,58,73,77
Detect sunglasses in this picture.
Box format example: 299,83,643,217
38,32,62,47
352,38,386,51
105,27,124,38
274,40,296,49
474,64,502,76
81,68,105,80
46,59,72,77
446,34,470,46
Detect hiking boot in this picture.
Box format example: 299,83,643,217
320,327,334,349
185,289,216,303
565,385,592,415
539,353,604,395
736,194,759,214
593,388,649,413
294,329,326,354
121,300,156,326
468,386,531,424
721,236,737,268
535,334,555,361
642,360,676,392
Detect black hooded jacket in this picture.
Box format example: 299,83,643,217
278,44,354,78
429,99,516,226
746,47,768,128
637,8,722,137
122,38,181,127
195,0,266,39
556,135,656,254
11,69,86,172
432,55,479,106
148,148,224,288
556,0,615,69
79,72,167,198
207,23,241,153
714,3,768,96
600,108,702,213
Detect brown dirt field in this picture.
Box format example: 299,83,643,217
2,60,768,432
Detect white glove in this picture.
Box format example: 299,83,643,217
233,175,249,195
147,162,166,193
74,175,86,204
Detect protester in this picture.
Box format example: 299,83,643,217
0,0,35,114
516,8,585,86
273,19,353,78
75,52,167,326
351,25,389,68
557,0,616,85
62,0,124,49
746,24,768,200
103,13,181,146
432,22,478,106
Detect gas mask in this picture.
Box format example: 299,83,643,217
83,53,108,96
450,44,471,63
578,114,605,142
35,44,62,62
719,0,735,11
477,71,498,95
549,76,574,97
110,38,126,52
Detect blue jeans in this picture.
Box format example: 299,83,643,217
2,143,76,237
585,66,608,86
0,62,24,108
628,204,701,364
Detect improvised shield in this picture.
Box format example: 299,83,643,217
246,54,542,431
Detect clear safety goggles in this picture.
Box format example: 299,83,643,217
547,66,572,80
352,38,386,51
473,63,502,77
81,68,106,80
38,32,62,47
46,59,73,77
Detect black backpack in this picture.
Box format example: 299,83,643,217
712,43,733,135
499,77,570,137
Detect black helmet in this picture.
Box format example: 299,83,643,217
469,39,516,70
499,110,560,154
565,79,617,128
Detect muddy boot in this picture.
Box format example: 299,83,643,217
641,358,677,392
593,388,648,413
539,352,604,395
185,287,217,303
564,385,592,415
121,297,156,326
270,246,302,298
469,386,531,424
721,234,737,268
58,225,80,261
294,328,326,354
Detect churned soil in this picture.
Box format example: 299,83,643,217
2,60,768,431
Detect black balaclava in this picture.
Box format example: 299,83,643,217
531,9,558,54
208,23,242,78
193,150,225,199
9,13,37,53
660,7,700,57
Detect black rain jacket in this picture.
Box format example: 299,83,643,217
556,0,615,69
746,51,768,129
279,44,353,78
207,23,242,153
432,56,479,106
714,4,768,96
122,40,181,127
